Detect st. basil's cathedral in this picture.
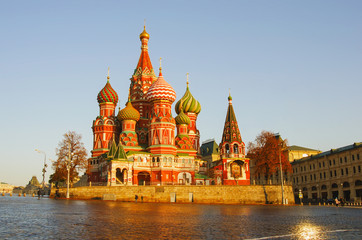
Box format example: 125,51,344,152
88,26,250,186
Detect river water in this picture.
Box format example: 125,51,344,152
0,196,361,239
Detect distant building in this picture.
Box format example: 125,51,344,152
249,144,320,185
0,182,14,193
287,145,321,162
291,142,362,203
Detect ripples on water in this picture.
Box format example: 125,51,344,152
0,196,361,239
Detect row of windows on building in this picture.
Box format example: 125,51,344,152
293,153,360,173
293,165,362,184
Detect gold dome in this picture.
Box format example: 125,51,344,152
139,26,150,39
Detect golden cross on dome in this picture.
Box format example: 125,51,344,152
186,73,189,87
159,57,162,70
107,67,110,80
144,19,146,28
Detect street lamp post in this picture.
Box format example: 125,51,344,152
274,134,285,205
66,141,71,199
35,149,48,194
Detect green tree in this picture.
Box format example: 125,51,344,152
50,131,88,186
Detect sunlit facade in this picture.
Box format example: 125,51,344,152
291,142,362,202
88,27,202,186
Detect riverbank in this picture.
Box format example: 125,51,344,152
50,185,294,205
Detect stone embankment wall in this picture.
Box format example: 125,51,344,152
51,185,294,205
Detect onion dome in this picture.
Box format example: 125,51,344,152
97,76,119,105
117,99,140,122
139,26,150,39
146,68,176,102
175,85,201,115
175,109,191,125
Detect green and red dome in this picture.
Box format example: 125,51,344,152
97,79,119,105
175,109,191,125
175,86,201,115
117,100,140,122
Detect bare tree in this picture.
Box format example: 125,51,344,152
50,131,88,185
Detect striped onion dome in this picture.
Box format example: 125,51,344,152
117,100,140,122
175,109,191,125
175,85,201,115
97,77,119,104
146,69,176,102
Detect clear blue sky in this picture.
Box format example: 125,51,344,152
1,1,361,186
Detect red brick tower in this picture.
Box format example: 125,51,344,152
175,103,196,156
117,96,141,151
130,26,157,145
175,74,201,153
145,62,177,155
219,93,250,185
91,71,118,158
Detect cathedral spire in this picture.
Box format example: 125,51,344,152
221,93,242,144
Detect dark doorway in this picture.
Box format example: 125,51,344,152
332,191,339,199
116,168,124,184
138,172,150,185
343,190,351,201
321,192,327,200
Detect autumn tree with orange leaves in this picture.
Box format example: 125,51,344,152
247,131,292,183
49,131,88,186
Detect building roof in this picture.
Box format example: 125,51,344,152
146,69,176,102
200,140,219,156
97,77,118,105
292,142,362,164
175,81,201,115
221,94,242,144
288,145,320,152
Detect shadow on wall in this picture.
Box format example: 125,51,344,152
263,184,269,204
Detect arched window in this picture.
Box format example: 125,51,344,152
331,183,338,188
311,186,317,191
343,182,350,188
225,144,229,154
233,144,238,154
321,185,327,190
355,180,362,186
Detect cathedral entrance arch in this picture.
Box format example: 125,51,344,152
116,168,124,184
138,172,150,186
230,160,244,179
177,172,192,185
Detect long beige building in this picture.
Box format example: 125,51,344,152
291,142,362,203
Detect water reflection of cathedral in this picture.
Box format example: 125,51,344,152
88,26,250,186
